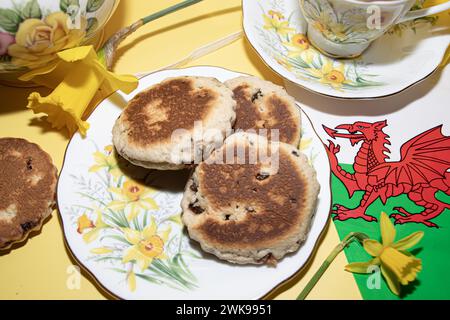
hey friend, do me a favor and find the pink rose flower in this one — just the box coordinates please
[0,32,15,56]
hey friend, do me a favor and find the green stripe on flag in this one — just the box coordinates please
[332,164,450,299]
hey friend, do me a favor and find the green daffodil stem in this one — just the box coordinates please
[100,0,204,70]
[141,0,204,24]
[296,232,369,300]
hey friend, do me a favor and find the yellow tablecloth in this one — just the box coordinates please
[0,0,447,300]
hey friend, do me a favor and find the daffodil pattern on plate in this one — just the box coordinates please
[300,0,438,44]
[65,126,319,294]
[71,144,199,292]
[386,0,438,37]
[300,0,380,44]
[256,0,383,90]
[89,145,122,179]
[247,0,445,96]
[299,127,318,168]
[108,180,158,222]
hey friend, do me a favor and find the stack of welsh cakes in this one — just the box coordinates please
[112,75,320,266]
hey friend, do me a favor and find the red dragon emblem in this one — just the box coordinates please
[323,120,450,227]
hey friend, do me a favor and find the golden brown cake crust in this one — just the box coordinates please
[112,76,236,170]
[122,78,218,146]
[225,76,301,146]
[0,138,57,249]
[197,148,307,247]
[181,133,320,265]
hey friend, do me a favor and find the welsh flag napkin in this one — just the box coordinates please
[286,54,450,300]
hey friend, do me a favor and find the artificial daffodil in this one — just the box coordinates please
[122,217,171,272]
[13,0,209,136]
[77,209,109,243]
[19,45,138,136]
[108,180,159,222]
[345,212,424,295]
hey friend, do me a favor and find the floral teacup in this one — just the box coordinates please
[300,0,450,58]
[0,0,119,76]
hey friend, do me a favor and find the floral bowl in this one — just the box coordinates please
[0,0,119,77]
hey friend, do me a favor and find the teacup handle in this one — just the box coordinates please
[397,1,450,23]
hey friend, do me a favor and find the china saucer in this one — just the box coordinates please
[243,0,450,99]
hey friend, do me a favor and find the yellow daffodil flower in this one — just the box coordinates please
[122,217,171,272]
[275,57,293,71]
[310,10,347,39]
[77,209,108,244]
[299,49,317,65]
[90,247,114,255]
[127,270,137,292]
[313,21,327,34]
[167,213,183,226]
[327,24,347,42]
[77,213,94,234]
[299,137,313,151]
[89,145,122,179]
[345,212,424,295]
[108,180,159,221]
[19,45,138,136]
[283,34,313,58]
[8,12,86,69]
[268,10,285,20]
[263,13,295,36]
[307,58,349,89]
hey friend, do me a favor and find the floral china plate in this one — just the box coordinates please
[57,66,331,300]
[243,0,450,99]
